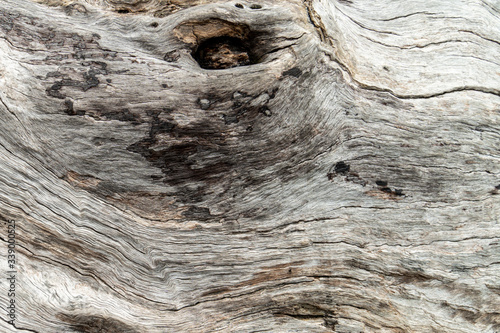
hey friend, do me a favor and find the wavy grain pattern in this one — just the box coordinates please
[0,0,499,332]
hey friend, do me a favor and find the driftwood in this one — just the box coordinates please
[1,0,499,332]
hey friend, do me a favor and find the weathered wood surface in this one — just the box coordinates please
[1,0,499,332]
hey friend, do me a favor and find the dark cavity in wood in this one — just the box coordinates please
[327,161,350,179]
[193,36,254,69]
[334,161,350,173]
[394,188,404,196]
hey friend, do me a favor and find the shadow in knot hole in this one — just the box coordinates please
[193,36,256,70]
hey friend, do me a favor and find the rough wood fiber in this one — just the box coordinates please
[0,0,499,332]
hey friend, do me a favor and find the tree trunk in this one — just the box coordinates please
[1,0,499,332]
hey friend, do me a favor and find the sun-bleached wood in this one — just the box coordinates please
[1,0,499,332]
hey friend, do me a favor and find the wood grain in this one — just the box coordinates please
[0,0,499,332]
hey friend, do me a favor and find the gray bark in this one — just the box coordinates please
[1,0,499,332]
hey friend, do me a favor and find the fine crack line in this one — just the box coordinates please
[174,278,313,312]
[302,3,500,100]
[453,54,500,67]
[0,95,25,127]
[459,29,500,47]
[363,35,475,50]
[303,0,330,45]
[15,242,178,310]
[319,41,500,100]
[354,73,500,99]
[334,5,400,35]
[373,11,437,22]
[481,0,500,16]
[0,318,41,333]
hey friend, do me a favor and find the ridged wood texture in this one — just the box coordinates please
[0,0,499,332]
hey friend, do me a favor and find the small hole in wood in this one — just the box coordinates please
[250,4,262,9]
[150,22,159,28]
[334,161,350,173]
[117,9,131,14]
[235,3,244,8]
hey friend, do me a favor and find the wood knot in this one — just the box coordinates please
[194,36,253,69]
[174,19,263,69]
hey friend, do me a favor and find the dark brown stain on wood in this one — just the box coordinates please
[125,111,236,203]
[282,67,303,78]
[22,224,110,265]
[46,63,106,99]
[65,170,102,189]
[236,261,307,287]
[392,270,434,284]
[200,286,232,297]
[57,314,138,333]
[183,205,214,220]
[0,12,110,59]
